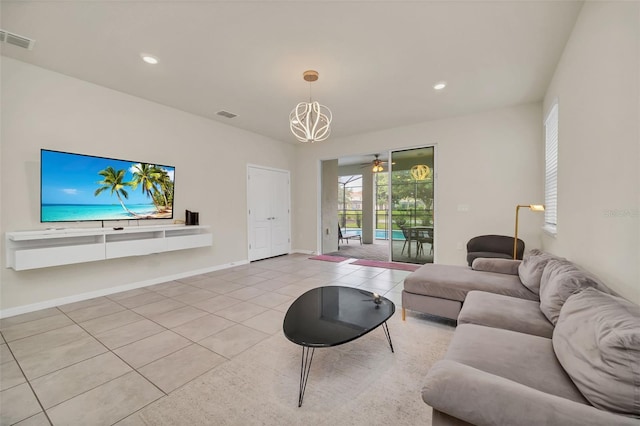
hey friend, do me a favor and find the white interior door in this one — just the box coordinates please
[269,170,291,256]
[248,166,290,261]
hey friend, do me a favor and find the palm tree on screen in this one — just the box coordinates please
[94,166,141,217]
[154,170,173,210]
[130,163,164,211]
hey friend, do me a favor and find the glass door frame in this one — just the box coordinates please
[386,145,437,264]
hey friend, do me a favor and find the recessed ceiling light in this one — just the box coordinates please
[140,54,158,65]
[433,81,447,91]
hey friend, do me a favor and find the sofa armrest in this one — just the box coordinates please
[471,258,521,275]
[422,360,638,426]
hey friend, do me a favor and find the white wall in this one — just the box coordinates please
[1,57,296,313]
[320,159,338,253]
[542,1,640,303]
[293,103,545,265]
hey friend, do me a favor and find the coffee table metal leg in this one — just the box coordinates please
[382,321,394,353]
[298,346,315,407]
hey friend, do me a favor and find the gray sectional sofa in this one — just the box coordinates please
[401,259,537,320]
[402,251,640,425]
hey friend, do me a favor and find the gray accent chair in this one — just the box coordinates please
[466,234,524,266]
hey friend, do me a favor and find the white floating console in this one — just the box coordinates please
[5,225,212,271]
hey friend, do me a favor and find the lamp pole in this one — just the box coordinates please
[514,205,522,259]
[514,204,545,259]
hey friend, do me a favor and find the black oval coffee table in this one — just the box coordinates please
[283,286,395,406]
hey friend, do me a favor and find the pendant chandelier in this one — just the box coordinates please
[289,70,332,143]
[411,164,431,181]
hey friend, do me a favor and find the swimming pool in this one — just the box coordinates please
[345,229,404,240]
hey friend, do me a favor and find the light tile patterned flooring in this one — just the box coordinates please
[0,254,409,426]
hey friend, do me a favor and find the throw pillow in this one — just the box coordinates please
[472,258,521,275]
[517,249,556,294]
[553,288,640,417]
[539,259,612,324]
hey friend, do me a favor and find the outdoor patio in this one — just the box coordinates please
[327,238,434,264]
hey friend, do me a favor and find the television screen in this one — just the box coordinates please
[41,149,175,223]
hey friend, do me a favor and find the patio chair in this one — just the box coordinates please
[338,227,362,246]
[400,226,417,255]
[416,228,434,257]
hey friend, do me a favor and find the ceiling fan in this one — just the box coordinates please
[360,154,389,173]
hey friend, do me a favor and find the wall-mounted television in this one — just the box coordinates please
[41,149,175,223]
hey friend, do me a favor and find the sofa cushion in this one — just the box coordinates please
[471,258,520,275]
[553,288,640,417]
[539,259,613,324]
[458,291,554,338]
[403,264,538,303]
[518,249,558,294]
[423,360,640,426]
[444,324,587,403]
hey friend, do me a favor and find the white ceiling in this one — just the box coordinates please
[1,1,582,144]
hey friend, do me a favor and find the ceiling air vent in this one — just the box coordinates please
[0,29,36,50]
[216,110,237,119]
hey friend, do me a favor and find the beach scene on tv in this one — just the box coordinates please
[41,150,174,222]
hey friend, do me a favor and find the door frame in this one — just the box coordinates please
[387,144,438,264]
[317,143,437,263]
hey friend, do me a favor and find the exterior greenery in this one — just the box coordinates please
[339,171,434,232]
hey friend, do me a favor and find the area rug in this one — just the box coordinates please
[309,254,352,263]
[128,314,454,425]
[350,259,422,272]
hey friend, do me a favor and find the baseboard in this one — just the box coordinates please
[0,259,249,319]
[291,249,316,255]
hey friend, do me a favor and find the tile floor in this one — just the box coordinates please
[0,254,409,426]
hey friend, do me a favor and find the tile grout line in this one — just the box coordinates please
[107,393,166,426]
[65,313,172,413]
[0,308,68,344]
[5,309,168,420]
[3,339,54,426]
[29,311,140,414]
[71,292,278,392]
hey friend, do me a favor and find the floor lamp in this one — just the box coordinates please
[514,204,545,259]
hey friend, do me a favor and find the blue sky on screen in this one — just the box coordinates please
[41,150,175,205]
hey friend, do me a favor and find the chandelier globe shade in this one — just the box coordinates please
[289,70,332,143]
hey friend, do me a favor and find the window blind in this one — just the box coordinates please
[544,103,558,232]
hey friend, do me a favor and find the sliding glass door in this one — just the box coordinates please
[390,147,435,264]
